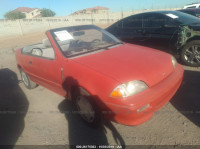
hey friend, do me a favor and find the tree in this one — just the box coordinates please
[4,11,26,20]
[40,8,56,17]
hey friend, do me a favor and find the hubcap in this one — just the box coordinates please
[21,71,29,86]
[184,45,200,65]
[76,96,95,123]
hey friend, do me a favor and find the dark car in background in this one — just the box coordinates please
[106,11,200,67]
[178,8,200,18]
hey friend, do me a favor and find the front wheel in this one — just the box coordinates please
[20,69,38,89]
[73,90,101,127]
[181,40,200,67]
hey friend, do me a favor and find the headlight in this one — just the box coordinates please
[111,80,149,98]
[172,56,177,68]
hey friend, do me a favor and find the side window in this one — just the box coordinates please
[116,20,123,28]
[41,38,55,59]
[22,46,35,54]
[187,6,196,8]
[164,18,177,27]
[143,14,166,28]
[22,37,55,60]
[183,11,196,16]
[122,15,142,29]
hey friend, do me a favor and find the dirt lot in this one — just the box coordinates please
[0,33,200,148]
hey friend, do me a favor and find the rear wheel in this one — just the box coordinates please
[20,69,38,89]
[181,40,200,67]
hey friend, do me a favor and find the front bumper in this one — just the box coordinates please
[104,64,184,126]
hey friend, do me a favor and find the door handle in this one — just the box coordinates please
[29,61,32,65]
[137,29,146,34]
[137,29,143,33]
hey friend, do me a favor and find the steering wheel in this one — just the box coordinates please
[91,39,101,43]
[89,39,101,48]
[31,48,43,57]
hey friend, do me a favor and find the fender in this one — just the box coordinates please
[67,86,91,101]
[177,25,200,49]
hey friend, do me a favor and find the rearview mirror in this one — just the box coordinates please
[73,31,85,36]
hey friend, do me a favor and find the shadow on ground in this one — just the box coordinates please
[59,100,125,147]
[58,76,125,148]
[0,68,29,146]
[170,70,200,127]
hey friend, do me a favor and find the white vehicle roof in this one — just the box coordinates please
[183,3,200,9]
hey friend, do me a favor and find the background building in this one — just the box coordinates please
[13,7,41,18]
[71,6,109,15]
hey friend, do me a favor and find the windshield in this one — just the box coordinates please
[163,11,200,25]
[50,25,122,57]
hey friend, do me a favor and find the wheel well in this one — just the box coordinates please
[186,36,200,44]
[70,86,91,101]
[178,36,200,53]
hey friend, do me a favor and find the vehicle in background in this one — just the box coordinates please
[15,25,183,126]
[183,3,200,9]
[106,11,200,67]
[178,8,200,18]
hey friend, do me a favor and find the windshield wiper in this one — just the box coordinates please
[67,42,124,57]
[90,42,124,52]
[105,42,124,49]
[99,42,124,50]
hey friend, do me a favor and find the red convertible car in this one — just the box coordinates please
[15,25,184,126]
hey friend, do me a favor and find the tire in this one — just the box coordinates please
[181,40,200,67]
[72,89,101,127]
[20,69,38,89]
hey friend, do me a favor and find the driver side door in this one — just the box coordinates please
[142,13,178,50]
[23,38,66,96]
[118,14,144,43]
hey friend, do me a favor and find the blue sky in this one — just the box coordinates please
[0,0,199,19]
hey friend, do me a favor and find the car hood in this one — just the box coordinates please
[72,44,174,87]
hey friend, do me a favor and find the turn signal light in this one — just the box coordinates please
[111,88,123,97]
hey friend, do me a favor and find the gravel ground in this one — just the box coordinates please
[0,33,200,148]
